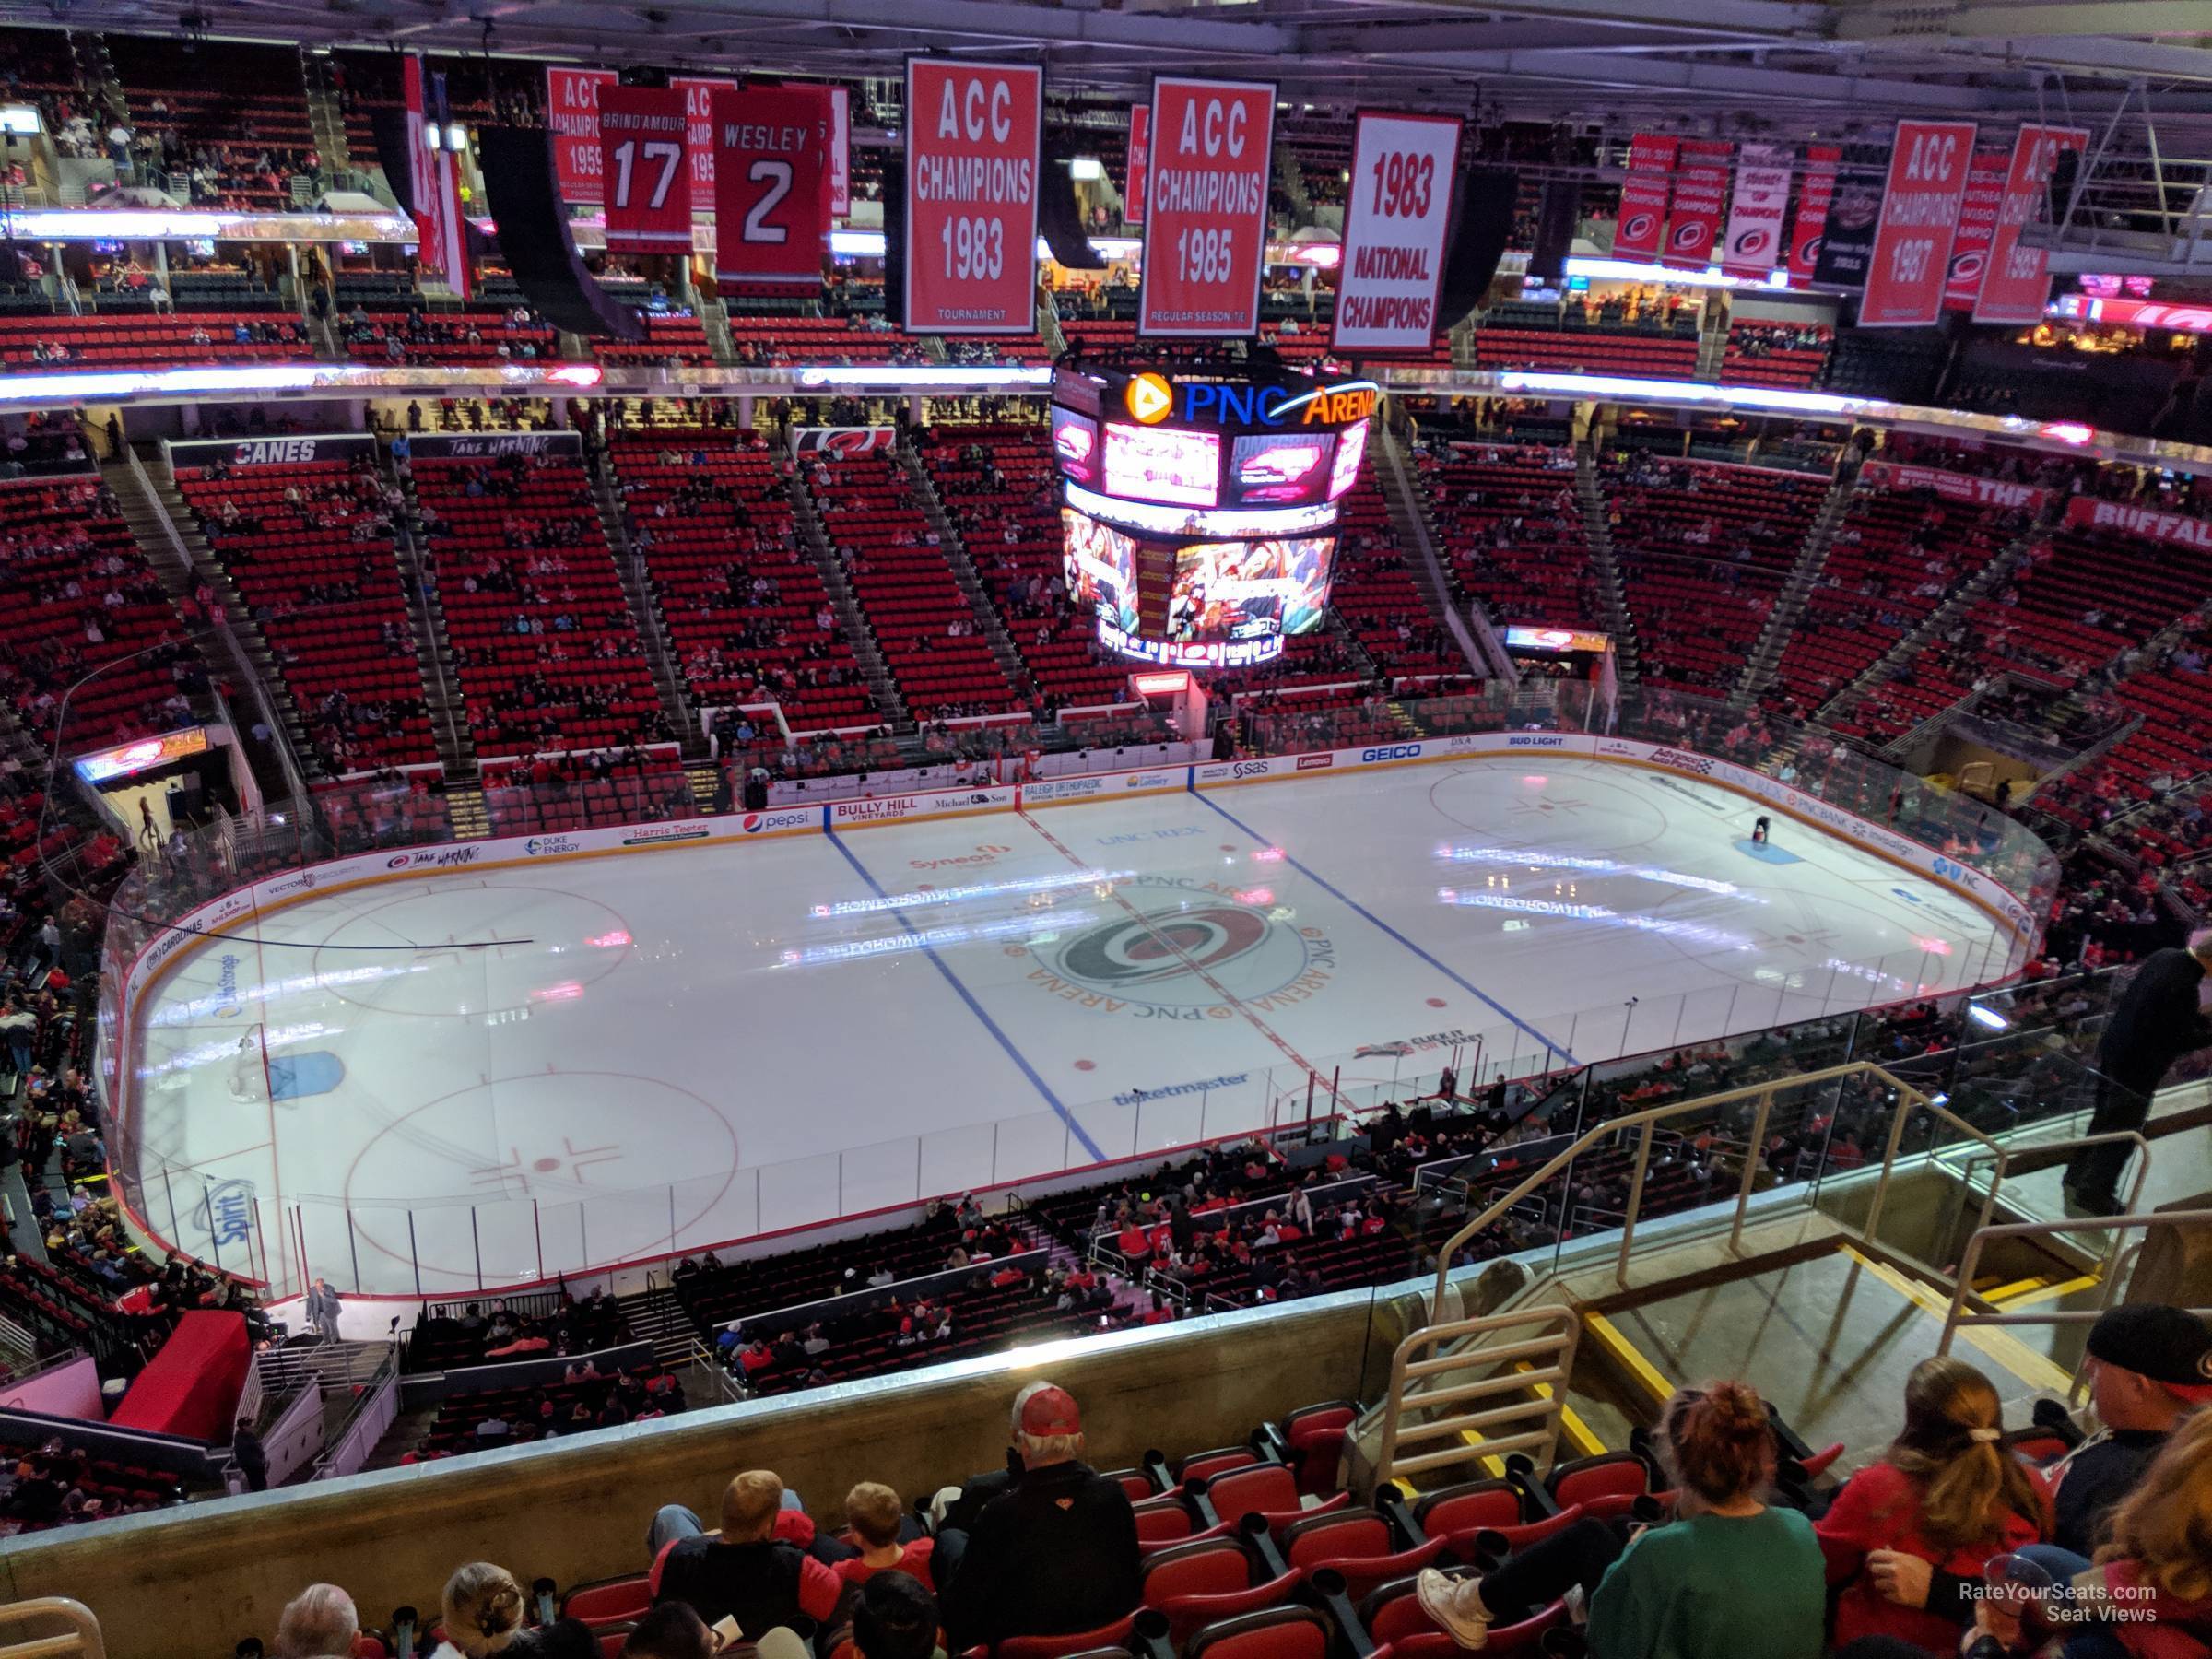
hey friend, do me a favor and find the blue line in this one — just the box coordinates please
[825,828,1107,1161]
[1189,782,1581,1066]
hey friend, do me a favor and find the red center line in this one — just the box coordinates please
[1017,810,1324,1095]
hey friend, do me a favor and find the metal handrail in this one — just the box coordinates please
[1372,1302,1581,1487]
[1938,1208,2212,1403]
[0,1602,102,1659]
[1427,1060,2007,1313]
[1932,1128,2154,1284]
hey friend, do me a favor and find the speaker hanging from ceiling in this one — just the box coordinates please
[473,126,647,342]
[1436,167,1519,334]
[1529,175,1580,284]
[1039,137,1107,273]
[882,160,907,330]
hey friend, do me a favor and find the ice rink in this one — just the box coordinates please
[127,757,2022,1295]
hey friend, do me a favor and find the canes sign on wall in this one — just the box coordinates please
[903,59,1042,335]
[600,86,691,254]
[711,86,832,286]
[1331,111,1461,355]
[1861,119,1978,327]
[1138,76,1275,338]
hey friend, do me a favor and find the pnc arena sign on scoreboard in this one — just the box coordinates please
[1139,76,1275,338]
[903,60,1042,335]
[1332,111,1462,355]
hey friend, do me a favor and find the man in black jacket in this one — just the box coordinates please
[2065,934,2212,1215]
[935,1383,1140,1648]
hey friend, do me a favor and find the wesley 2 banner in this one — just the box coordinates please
[1138,76,1275,337]
[903,59,1043,335]
[711,86,832,286]
[1331,110,1462,355]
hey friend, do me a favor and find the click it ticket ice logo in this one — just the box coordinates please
[1009,873,1334,1020]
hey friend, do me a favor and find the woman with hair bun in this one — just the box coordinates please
[1816,1355,2052,1652]
[1416,1378,1824,1655]
[431,1564,596,1659]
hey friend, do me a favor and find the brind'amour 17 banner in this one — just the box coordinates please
[600,86,691,254]
[1332,110,1462,355]
[1613,134,1677,263]
[1861,118,1979,328]
[1973,124,2090,326]
[1662,138,1732,269]
[903,59,1042,335]
[1789,145,1841,281]
[710,86,832,286]
[1721,144,1791,277]
[1124,105,1149,225]
[1942,147,2008,312]
[547,66,616,204]
[1139,76,1275,337]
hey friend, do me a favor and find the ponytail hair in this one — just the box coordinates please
[1660,1379,1775,1507]
[1888,1355,2045,1554]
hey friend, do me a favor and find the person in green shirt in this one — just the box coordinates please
[1417,1378,1826,1656]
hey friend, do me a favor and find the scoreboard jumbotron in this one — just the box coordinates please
[1049,362,1379,668]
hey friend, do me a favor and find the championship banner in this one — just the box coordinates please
[1943,148,2008,312]
[1788,144,1841,281]
[1814,145,1892,291]
[547,67,617,204]
[710,86,833,286]
[1720,143,1791,277]
[1138,76,1275,338]
[829,86,851,218]
[1613,134,1677,262]
[677,76,741,212]
[1331,110,1462,355]
[2063,495,2212,553]
[1973,124,2090,326]
[1860,460,2049,513]
[1124,104,1149,225]
[903,59,1043,335]
[1662,138,1732,270]
[1861,119,1978,327]
[404,56,469,300]
[600,86,691,254]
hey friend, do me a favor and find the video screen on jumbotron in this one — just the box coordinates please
[1060,506,1140,632]
[1166,535,1335,641]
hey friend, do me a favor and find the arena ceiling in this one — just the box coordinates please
[14,0,2212,133]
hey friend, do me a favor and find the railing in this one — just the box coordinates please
[1427,1059,2039,1312]
[0,1601,103,1659]
[1372,1302,1581,1486]
[1938,1208,2212,1403]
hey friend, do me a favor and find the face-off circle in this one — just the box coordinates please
[308,885,634,1018]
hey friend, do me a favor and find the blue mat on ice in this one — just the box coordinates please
[269,1051,344,1102]
[1733,838,1804,865]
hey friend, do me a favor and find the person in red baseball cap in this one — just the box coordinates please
[934,1382,1140,1649]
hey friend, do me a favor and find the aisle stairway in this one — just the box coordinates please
[1732,463,1858,706]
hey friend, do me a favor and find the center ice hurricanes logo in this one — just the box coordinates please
[1008,874,1335,1019]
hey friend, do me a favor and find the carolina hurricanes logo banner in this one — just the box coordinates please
[1662,138,1733,269]
[1613,134,1677,262]
[1721,144,1791,277]
[1943,147,2008,312]
[1789,144,1841,281]
[1124,105,1150,225]
[404,55,468,300]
